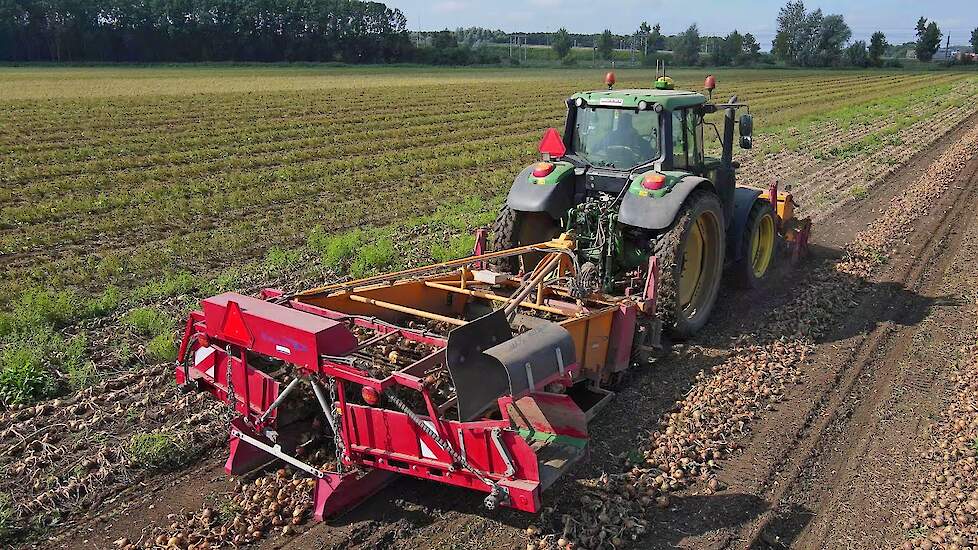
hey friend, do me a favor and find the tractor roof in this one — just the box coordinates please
[571,89,706,111]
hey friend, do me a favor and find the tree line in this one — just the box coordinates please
[548,1,975,68]
[0,0,414,63]
[2,0,975,67]
[767,2,967,67]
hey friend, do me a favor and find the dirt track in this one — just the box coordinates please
[53,113,978,550]
[704,113,978,549]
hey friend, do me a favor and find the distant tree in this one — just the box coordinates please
[0,0,415,63]
[552,27,571,59]
[673,24,701,66]
[597,29,614,60]
[845,41,870,67]
[650,23,665,50]
[432,30,458,50]
[971,27,978,52]
[455,27,506,48]
[886,41,917,59]
[813,14,851,66]
[723,29,746,65]
[915,17,942,61]
[773,1,851,67]
[743,33,761,62]
[869,31,888,66]
[772,1,808,62]
[721,30,744,65]
[635,21,651,54]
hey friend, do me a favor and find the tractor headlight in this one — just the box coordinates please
[574,97,585,107]
[638,100,648,111]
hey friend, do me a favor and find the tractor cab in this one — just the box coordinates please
[564,87,710,175]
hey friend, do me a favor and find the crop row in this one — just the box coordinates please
[1,103,556,213]
[3,71,977,309]
[1,74,963,227]
[1,72,955,162]
[2,72,958,221]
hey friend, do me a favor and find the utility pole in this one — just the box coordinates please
[945,35,951,61]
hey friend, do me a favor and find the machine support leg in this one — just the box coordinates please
[226,417,274,475]
[313,470,398,521]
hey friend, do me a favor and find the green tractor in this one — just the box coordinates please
[491,73,808,338]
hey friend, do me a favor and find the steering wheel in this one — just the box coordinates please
[600,145,644,168]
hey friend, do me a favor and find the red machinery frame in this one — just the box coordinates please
[177,283,596,519]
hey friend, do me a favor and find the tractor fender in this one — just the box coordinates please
[506,165,573,220]
[727,187,765,264]
[618,176,716,231]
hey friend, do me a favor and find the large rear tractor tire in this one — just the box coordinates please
[489,205,562,273]
[734,201,778,288]
[653,189,726,339]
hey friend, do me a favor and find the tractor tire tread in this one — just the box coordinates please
[489,205,520,273]
[734,200,777,289]
[653,189,725,339]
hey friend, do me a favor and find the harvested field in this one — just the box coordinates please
[2,66,978,549]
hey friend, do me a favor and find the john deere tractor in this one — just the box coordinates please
[491,73,805,338]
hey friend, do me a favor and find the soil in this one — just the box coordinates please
[42,112,978,550]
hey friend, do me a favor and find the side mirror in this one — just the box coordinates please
[739,114,753,137]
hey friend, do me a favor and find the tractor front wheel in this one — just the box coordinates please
[653,189,726,339]
[489,205,562,273]
[734,200,778,288]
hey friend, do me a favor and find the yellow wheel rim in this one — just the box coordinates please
[750,213,775,279]
[679,217,706,309]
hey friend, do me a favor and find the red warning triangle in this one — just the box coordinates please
[537,127,567,158]
[221,300,253,346]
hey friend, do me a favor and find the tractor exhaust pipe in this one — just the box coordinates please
[721,103,736,168]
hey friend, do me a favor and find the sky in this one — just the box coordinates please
[383,0,977,49]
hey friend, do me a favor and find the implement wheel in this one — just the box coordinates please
[654,189,725,339]
[735,201,778,288]
[489,205,562,273]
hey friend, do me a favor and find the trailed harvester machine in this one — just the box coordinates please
[175,72,810,520]
[178,237,637,517]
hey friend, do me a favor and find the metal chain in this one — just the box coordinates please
[327,378,345,473]
[224,346,237,430]
[384,392,497,488]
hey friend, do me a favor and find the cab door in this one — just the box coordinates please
[670,109,689,170]
[670,108,704,174]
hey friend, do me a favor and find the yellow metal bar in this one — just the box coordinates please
[504,253,562,317]
[423,281,573,316]
[346,294,466,327]
[295,234,576,300]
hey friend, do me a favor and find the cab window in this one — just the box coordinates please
[671,110,688,169]
[690,112,704,166]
